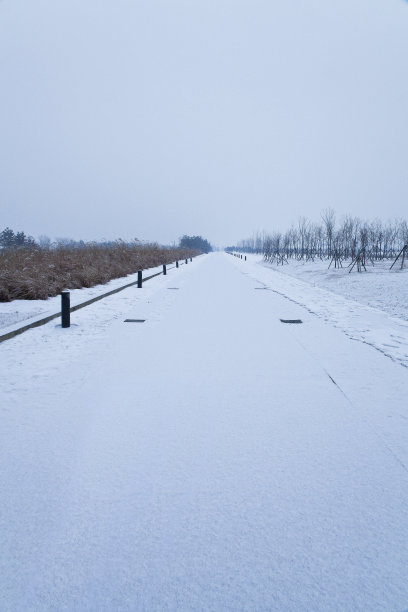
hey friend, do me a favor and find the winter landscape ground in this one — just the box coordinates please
[1,252,408,611]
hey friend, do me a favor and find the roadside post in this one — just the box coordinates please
[61,290,70,328]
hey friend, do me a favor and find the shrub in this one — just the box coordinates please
[0,243,199,301]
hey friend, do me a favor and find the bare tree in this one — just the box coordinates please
[233,210,407,270]
[321,208,336,258]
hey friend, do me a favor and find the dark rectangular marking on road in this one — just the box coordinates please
[124,319,146,323]
[167,288,180,290]
[254,287,268,290]
[280,319,303,324]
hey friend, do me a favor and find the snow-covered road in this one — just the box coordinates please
[1,252,408,611]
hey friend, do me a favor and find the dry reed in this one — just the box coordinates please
[0,243,199,301]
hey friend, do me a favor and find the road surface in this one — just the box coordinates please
[1,253,408,610]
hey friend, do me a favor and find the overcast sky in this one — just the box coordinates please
[1,0,407,247]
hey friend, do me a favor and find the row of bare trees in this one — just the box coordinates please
[233,210,408,265]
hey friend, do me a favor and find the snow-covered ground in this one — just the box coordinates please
[1,253,408,611]
[238,253,408,370]
[0,262,168,332]
[258,255,408,322]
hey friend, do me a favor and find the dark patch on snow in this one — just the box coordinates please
[280,319,303,324]
[124,319,146,323]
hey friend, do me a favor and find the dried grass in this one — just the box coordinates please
[0,243,199,301]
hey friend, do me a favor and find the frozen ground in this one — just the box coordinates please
[1,252,408,611]
[257,254,408,322]
[0,262,167,331]
[240,253,408,370]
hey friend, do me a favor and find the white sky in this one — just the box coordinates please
[0,0,407,247]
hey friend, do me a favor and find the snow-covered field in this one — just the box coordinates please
[0,262,168,332]
[259,255,408,322]
[1,253,408,611]
[237,253,408,370]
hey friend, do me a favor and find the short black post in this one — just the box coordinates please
[176,260,179,268]
[185,258,188,264]
[61,290,70,328]
[138,270,143,288]
[190,257,192,262]
[163,264,167,275]
[245,256,247,261]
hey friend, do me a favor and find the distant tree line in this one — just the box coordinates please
[0,227,92,249]
[1,228,214,254]
[0,227,36,248]
[228,211,408,264]
[179,235,212,252]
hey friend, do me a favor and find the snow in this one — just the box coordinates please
[1,253,408,611]
[0,262,167,332]
[241,253,408,370]
[259,256,408,322]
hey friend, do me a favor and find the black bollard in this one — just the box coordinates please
[185,258,188,264]
[190,257,192,262]
[176,260,179,268]
[138,270,143,288]
[163,264,167,275]
[61,290,70,328]
[245,256,247,261]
